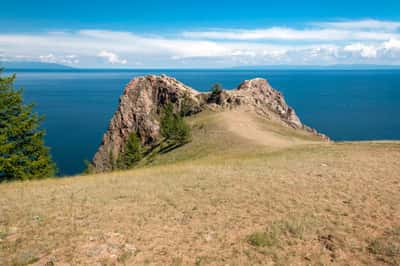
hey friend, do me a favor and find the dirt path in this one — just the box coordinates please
[219,109,315,147]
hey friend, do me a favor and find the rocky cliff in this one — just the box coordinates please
[92,74,328,172]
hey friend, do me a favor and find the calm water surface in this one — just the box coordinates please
[5,69,400,175]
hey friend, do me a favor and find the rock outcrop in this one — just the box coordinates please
[205,78,303,128]
[92,75,328,172]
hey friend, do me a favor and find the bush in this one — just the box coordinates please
[180,91,195,116]
[0,70,56,181]
[83,160,94,174]
[160,103,191,144]
[208,83,224,104]
[211,83,223,95]
[117,132,143,169]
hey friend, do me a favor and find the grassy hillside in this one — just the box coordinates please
[1,109,399,265]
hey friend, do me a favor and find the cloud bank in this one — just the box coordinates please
[98,50,127,64]
[1,19,400,67]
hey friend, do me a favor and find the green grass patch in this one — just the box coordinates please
[0,231,7,239]
[247,216,316,248]
[368,227,400,265]
[117,250,133,264]
[247,231,279,248]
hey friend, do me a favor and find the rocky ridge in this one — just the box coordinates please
[92,74,328,172]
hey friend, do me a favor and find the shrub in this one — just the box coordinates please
[117,132,143,169]
[208,83,224,104]
[160,103,191,144]
[211,83,223,95]
[247,218,313,248]
[180,91,195,116]
[368,227,400,263]
[83,160,95,174]
[247,230,279,248]
[0,70,56,181]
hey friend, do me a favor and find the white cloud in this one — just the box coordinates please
[0,19,400,67]
[64,55,80,64]
[316,19,400,31]
[262,49,287,57]
[39,53,57,63]
[383,38,400,50]
[231,50,256,57]
[182,25,398,42]
[344,43,378,58]
[98,50,127,64]
[38,53,80,64]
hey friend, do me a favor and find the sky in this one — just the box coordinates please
[1,0,400,68]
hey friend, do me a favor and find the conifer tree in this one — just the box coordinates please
[0,70,56,181]
[160,103,191,144]
[117,132,143,169]
[211,83,223,95]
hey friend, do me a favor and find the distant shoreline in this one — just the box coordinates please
[4,67,400,72]
[2,61,400,71]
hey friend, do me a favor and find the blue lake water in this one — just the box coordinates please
[4,69,400,176]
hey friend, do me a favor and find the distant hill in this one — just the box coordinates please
[233,64,400,70]
[0,61,73,70]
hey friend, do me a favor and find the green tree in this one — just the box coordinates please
[160,103,191,144]
[208,83,224,104]
[211,83,223,95]
[0,70,56,181]
[117,132,143,169]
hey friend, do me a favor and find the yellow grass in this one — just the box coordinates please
[1,109,399,265]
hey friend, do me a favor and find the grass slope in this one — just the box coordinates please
[1,109,399,265]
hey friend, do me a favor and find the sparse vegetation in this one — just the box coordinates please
[0,231,7,239]
[368,227,400,265]
[248,231,280,247]
[247,218,313,248]
[0,70,56,181]
[109,150,117,171]
[368,239,399,257]
[117,250,134,264]
[180,91,197,116]
[0,109,399,265]
[83,159,94,174]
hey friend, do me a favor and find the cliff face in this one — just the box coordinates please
[91,75,202,172]
[92,75,328,172]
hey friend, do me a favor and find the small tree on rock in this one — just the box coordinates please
[0,70,56,181]
[208,83,224,104]
[211,83,223,95]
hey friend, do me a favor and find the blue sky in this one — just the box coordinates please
[1,0,400,67]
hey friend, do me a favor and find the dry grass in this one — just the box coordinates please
[1,110,400,265]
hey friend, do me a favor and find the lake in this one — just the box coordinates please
[4,69,400,175]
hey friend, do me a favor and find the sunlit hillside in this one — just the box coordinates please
[1,109,399,265]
